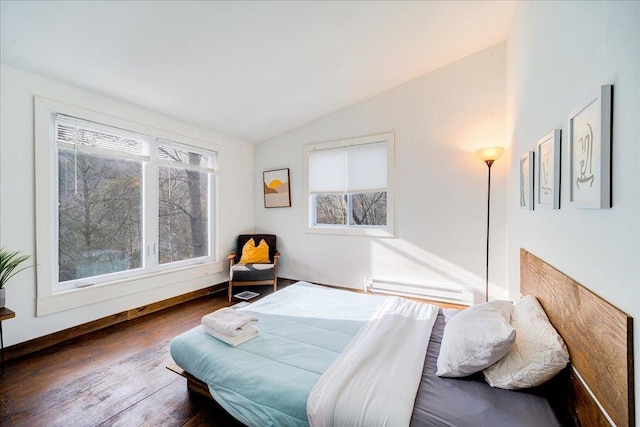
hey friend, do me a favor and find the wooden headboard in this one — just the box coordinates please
[520,249,634,427]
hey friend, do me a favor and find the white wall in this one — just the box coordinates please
[0,64,255,346]
[255,44,507,303]
[505,1,639,421]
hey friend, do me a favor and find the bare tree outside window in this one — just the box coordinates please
[158,147,209,264]
[352,191,387,225]
[315,194,347,225]
[58,152,142,282]
[313,191,386,226]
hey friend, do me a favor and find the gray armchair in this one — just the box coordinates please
[227,234,279,302]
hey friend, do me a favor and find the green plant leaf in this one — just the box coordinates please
[0,247,32,288]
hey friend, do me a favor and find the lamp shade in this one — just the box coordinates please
[476,146,505,162]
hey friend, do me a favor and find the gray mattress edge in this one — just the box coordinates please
[409,309,562,427]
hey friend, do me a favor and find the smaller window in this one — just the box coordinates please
[305,133,394,237]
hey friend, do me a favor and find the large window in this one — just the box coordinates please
[305,133,394,236]
[50,114,216,292]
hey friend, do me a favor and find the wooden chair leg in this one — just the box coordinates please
[228,282,232,302]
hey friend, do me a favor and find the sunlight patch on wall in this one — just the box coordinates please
[369,239,508,303]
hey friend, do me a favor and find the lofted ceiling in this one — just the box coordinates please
[1,1,515,143]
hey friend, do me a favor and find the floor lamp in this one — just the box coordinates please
[476,147,504,302]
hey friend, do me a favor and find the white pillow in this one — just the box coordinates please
[436,300,515,377]
[483,295,569,389]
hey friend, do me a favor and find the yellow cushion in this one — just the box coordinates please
[239,238,270,264]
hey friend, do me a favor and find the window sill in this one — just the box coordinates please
[305,225,394,238]
[36,260,223,316]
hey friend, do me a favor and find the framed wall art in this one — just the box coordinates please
[568,84,613,209]
[536,129,561,209]
[263,168,291,208]
[520,151,534,211]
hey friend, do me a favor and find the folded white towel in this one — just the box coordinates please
[203,324,259,347]
[201,307,258,337]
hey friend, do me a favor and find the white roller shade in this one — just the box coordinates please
[346,142,387,192]
[308,147,346,193]
[308,141,387,194]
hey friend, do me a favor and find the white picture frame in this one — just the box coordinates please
[568,84,613,208]
[536,130,561,209]
[520,151,534,211]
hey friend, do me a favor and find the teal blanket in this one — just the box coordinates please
[170,282,380,426]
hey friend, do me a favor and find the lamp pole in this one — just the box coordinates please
[475,146,504,303]
[484,159,494,302]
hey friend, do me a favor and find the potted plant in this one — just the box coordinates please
[0,248,32,308]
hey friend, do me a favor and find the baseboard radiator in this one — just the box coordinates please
[364,277,473,306]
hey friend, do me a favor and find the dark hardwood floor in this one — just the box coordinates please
[0,283,294,427]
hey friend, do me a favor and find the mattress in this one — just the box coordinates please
[170,282,380,426]
[170,282,561,427]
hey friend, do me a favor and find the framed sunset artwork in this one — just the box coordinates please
[263,168,291,208]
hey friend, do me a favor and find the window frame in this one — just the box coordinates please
[155,141,216,270]
[304,133,395,237]
[35,97,221,316]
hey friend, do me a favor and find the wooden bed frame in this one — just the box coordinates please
[521,248,634,427]
[170,249,635,426]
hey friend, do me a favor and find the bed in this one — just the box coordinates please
[169,249,634,426]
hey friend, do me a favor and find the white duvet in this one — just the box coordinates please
[307,296,439,427]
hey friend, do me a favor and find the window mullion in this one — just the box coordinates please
[211,152,218,260]
[145,138,160,271]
